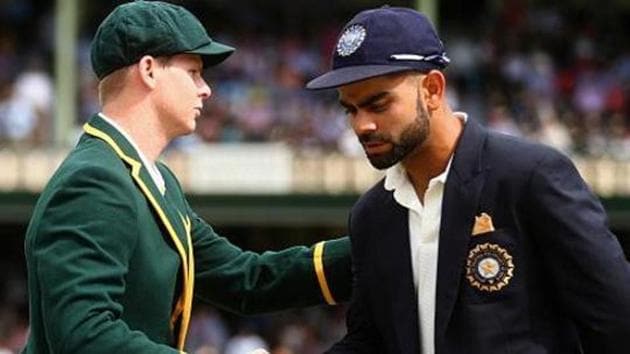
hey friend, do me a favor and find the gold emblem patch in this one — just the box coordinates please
[472,212,495,236]
[466,243,514,292]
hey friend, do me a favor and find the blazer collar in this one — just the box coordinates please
[435,118,489,346]
[86,114,144,163]
[449,118,486,185]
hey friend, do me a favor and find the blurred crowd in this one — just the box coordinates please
[0,255,28,354]
[1,0,629,353]
[0,2,628,159]
[1,288,350,354]
[183,304,347,354]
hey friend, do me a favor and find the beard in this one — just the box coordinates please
[358,98,430,170]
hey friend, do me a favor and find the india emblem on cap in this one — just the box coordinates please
[336,24,366,57]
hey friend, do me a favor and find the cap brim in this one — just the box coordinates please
[306,65,418,90]
[186,40,235,67]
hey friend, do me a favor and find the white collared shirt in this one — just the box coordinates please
[98,113,166,194]
[383,112,467,354]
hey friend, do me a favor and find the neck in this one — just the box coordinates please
[402,109,463,193]
[102,102,168,162]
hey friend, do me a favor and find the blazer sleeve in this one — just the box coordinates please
[27,166,179,354]
[527,151,630,352]
[189,210,352,314]
[326,213,383,353]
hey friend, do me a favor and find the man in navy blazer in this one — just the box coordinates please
[307,7,630,354]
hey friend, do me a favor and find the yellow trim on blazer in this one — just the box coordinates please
[170,214,195,338]
[313,241,337,305]
[83,123,194,350]
[178,214,194,349]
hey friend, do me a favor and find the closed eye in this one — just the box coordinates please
[368,102,388,113]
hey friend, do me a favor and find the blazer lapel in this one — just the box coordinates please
[82,114,194,349]
[377,188,421,354]
[83,114,190,248]
[435,120,488,346]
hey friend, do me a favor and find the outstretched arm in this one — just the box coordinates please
[190,211,352,314]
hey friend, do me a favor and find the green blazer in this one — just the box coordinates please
[24,114,351,354]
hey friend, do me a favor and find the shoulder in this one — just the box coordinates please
[349,178,396,230]
[486,131,561,163]
[475,130,586,204]
[28,137,141,246]
[483,131,570,175]
[352,179,388,213]
[42,136,137,200]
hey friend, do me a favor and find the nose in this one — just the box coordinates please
[198,79,211,100]
[351,111,377,136]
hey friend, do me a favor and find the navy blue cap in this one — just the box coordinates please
[306,7,449,90]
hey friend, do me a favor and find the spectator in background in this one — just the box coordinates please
[186,306,229,353]
[0,308,14,354]
[0,306,28,354]
[224,324,269,354]
[11,55,53,145]
[0,75,37,147]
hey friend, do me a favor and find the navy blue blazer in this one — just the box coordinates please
[329,119,630,354]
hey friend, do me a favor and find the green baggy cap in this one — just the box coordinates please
[90,0,235,80]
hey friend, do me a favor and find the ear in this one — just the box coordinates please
[137,55,158,89]
[420,70,445,111]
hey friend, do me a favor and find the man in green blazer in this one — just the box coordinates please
[23,2,351,353]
